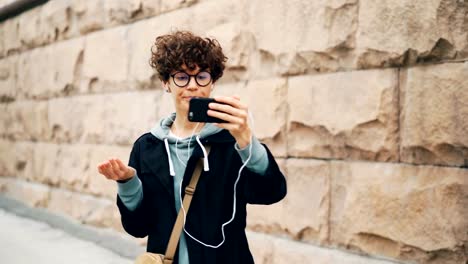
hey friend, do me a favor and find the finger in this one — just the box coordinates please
[212,122,241,132]
[214,96,245,109]
[109,159,122,176]
[210,98,248,117]
[101,162,116,179]
[209,102,246,118]
[116,159,134,178]
[208,109,244,124]
[115,159,127,171]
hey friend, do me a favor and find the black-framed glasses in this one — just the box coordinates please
[170,71,212,87]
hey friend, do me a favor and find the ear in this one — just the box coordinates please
[163,81,171,93]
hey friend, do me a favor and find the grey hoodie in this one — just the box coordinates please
[118,113,269,264]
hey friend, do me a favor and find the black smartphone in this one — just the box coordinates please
[188,97,228,123]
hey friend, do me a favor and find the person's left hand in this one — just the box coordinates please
[207,95,251,148]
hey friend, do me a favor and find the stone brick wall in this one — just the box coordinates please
[0,0,467,263]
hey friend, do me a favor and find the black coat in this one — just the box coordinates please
[117,130,287,264]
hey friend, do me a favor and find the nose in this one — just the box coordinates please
[186,76,198,90]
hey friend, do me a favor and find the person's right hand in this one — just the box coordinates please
[97,158,136,182]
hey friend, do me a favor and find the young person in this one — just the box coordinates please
[97,30,287,264]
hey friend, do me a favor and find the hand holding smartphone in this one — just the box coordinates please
[188,97,228,123]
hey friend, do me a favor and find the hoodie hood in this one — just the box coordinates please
[150,113,223,144]
[150,113,223,176]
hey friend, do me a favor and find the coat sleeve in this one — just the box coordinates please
[241,144,287,205]
[116,139,150,238]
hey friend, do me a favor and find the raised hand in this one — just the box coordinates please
[97,158,136,182]
[207,95,252,148]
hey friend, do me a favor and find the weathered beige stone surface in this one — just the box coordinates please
[0,140,15,176]
[288,68,399,161]
[17,6,43,49]
[206,23,254,83]
[356,0,468,68]
[1,17,21,55]
[400,62,468,167]
[48,188,122,230]
[2,101,49,141]
[17,38,84,99]
[248,159,330,244]
[246,0,359,77]
[72,0,106,34]
[248,231,399,264]
[127,14,166,86]
[0,22,4,57]
[213,80,287,156]
[9,142,34,181]
[39,0,73,42]
[48,91,159,144]
[0,177,50,208]
[82,26,129,92]
[0,55,17,102]
[247,0,357,56]
[330,161,468,263]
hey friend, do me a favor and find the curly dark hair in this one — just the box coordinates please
[150,31,227,83]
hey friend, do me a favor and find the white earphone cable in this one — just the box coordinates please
[179,111,255,248]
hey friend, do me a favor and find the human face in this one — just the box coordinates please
[164,65,213,115]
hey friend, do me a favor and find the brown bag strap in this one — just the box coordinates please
[163,146,211,264]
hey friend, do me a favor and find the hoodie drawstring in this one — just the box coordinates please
[164,138,176,176]
[196,136,210,172]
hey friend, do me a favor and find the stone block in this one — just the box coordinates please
[48,91,159,144]
[10,142,34,181]
[0,23,4,57]
[48,188,119,229]
[329,161,468,263]
[39,0,74,42]
[127,16,163,86]
[72,0,106,34]
[160,0,197,14]
[206,23,255,82]
[17,38,84,99]
[400,62,468,166]
[246,0,358,77]
[3,101,49,141]
[247,0,358,55]
[0,177,50,208]
[356,0,468,68]
[82,26,129,91]
[2,17,21,55]
[0,55,17,102]
[32,142,60,186]
[129,0,160,20]
[0,140,15,176]
[288,68,399,161]
[17,5,43,49]
[248,232,398,264]
[248,159,330,245]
